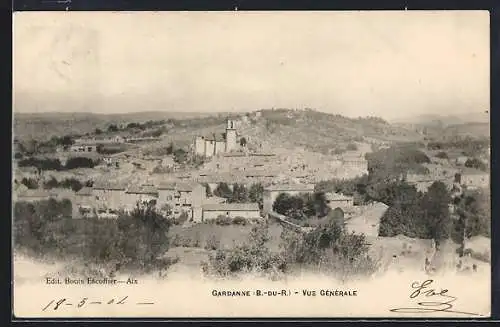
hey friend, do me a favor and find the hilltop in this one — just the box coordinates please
[13,111,235,142]
[13,108,426,156]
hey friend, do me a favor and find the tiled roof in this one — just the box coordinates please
[157,181,201,192]
[93,181,126,190]
[202,203,260,211]
[126,184,158,194]
[176,182,200,192]
[157,182,177,190]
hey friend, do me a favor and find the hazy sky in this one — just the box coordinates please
[13,11,489,120]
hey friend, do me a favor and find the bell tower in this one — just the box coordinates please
[225,118,237,152]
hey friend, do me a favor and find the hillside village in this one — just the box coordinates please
[12,108,491,277]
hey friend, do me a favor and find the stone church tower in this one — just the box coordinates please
[225,119,237,152]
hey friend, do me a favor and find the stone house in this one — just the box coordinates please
[202,203,261,221]
[92,181,127,211]
[125,184,159,211]
[157,181,206,221]
[457,168,489,190]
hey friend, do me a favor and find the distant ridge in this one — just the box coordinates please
[391,112,490,126]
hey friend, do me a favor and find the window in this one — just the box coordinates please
[88,147,92,152]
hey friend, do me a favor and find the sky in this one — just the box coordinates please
[13,11,490,120]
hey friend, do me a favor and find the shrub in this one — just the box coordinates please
[204,225,287,279]
[18,157,63,171]
[233,216,247,225]
[435,151,448,159]
[14,200,172,273]
[21,177,39,189]
[65,157,95,169]
[280,222,379,281]
[465,158,487,171]
[43,177,84,192]
[215,215,232,226]
[204,235,220,250]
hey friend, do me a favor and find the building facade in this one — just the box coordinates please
[202,203,261,221]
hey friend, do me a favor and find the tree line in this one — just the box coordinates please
[20,177,93,192]
[206,182,265,209]
[17,156,97,171]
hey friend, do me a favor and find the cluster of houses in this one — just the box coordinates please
[404,165,489,193]
[14,174,358,224]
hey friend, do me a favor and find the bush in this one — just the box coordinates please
[215,215,232,226]
[204,235,220,250]
[43,177,85,192]
[21,177,39,189]
[14,200,172,272]
[18,157,63,171]
[435,151,449,159]
[65,157,95,169]
[204,225,287,279]
[465,158,487,171]
[280,222,379,281]
[233,216,247,225]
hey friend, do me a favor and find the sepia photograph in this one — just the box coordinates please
[12,10,490,318]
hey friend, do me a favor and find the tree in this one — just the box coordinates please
[311,192,330,218]
[95,128,103,135]
[173,148,187,164]
[60,135,74,147]
[230,183,248,203]
[421,181,452,249]
[213,182,233,199]
[328,208,345,229]
[248,183,264,209]
[204,183,212,197]
[452,189,491,254]
[124,202,171,266]
[240,137,247,147]
[465,158,487,171]
[107,124,119,133]
[65,157,95,169]
[273,193,306,220]
[435,151,448,159]
[166,142,174,155]
[21,177,39,189]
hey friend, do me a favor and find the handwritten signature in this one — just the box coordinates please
[42,296,154,311]
[390,279,482,316]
